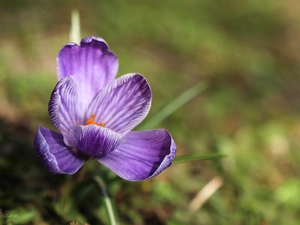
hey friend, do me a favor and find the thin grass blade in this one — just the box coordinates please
[140,82,208,129]
[174,153,226,163]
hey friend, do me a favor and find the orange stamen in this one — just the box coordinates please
[86,114,105,127]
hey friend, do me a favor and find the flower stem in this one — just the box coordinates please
[94,176,117,225]
[70,9,81,44]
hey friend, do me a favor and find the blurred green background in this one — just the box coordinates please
[1,0,300,224]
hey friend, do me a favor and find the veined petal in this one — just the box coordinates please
[34,126,84,174]
[69,125,125,158]
[87,73,152,135]
[57,36,119,111]
[98,129,176,181]
[48,76,80,146]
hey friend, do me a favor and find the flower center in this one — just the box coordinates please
[86,114,105,127]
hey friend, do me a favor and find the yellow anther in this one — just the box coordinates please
[86,114,105,127]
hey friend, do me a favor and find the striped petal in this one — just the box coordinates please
[57,36,118,112]
[34,126,84,174]
[86,73,152,135]
[69,125,125,158]
[98,129,176,181]
[48,76,80,146]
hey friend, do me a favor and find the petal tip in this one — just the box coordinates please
[34,127,62,174]
[34,126,84,175]
[80,36,110,52]
[61,36,107,48]
[148,130,176,179]
[81,36,107,45]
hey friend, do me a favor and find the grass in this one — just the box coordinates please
[1,0,300,224]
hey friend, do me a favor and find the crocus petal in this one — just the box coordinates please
[98,129,176,181]
[87,73,152,135]
[34,126,84,174]
[57,36,119,111]
[69,125,125,158]
[48,76,80,146]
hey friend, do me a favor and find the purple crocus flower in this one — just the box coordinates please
[34,36,176,181]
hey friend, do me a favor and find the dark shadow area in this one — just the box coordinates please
[0,118,69,224]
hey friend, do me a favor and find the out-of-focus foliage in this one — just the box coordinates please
[1,0,300,224]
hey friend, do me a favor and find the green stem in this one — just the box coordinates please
[94,176,117,225]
